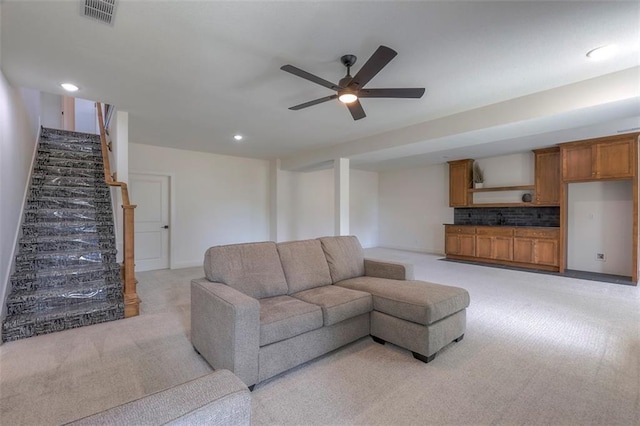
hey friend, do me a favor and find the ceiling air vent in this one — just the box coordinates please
[81,0,117,26]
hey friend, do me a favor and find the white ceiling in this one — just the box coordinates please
[2,1,639,171]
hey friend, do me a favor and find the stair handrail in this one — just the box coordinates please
[96,102,140,318]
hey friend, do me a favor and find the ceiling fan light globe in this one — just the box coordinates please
[339,93,358,104]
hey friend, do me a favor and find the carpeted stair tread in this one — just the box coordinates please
[15,248,118,271]
[39,157,103,169]
[30,174,106,188]
[26,196,105,209]
[2,300,124,342]
[18,234,114,254]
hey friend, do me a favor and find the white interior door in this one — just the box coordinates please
[130,174,170,271]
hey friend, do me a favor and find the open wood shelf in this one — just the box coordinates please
[468,185,535,193]
[468,202,559,208]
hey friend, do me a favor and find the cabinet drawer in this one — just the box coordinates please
[445,225,476,235]
[476,226,514,237]
[514,228,559,239]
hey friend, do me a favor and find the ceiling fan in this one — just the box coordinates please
[280,45,425,121]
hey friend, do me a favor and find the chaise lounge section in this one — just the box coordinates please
[191,236,469,388]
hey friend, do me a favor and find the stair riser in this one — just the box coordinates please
[31,175,107,188]
[24,210,113,223]
[37,149,102,162]
[39,141,101,154]
[15,252,117,271]
[38,157,102,169]
[7,286,122,315]
[34,166,104,178]
[19,238,115,254]
[30,186,110,199]
[22,223,114,237]
[26,199,109,210]
[2,304,124,342]
[11,269,121,292]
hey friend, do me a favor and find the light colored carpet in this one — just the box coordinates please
[1,248,638,425]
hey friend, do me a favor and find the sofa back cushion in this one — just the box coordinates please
[204,242,288,299]
[318,236,365,283]
[277,239,332,294]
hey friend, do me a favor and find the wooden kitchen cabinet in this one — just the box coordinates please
[445,225,476,256]
[533,147,560,205]
[475,227,513,261]
[561,134,637,182]
[513,228,559,267]
[445,225,559,271]
[448,159,473,207]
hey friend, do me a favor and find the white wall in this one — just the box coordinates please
[350,169,378,248]
[567,180,632,275]
[472,152,534,204]
[74,97,97,134]
[275,167,379,247]
[129,143,271,268]
[277,169,334,242]
[378,163,452,253]
[40,92,62,129]
[0,69,41,321]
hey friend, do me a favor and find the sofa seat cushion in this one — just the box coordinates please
[259,295,323,346]
[292,285,373,326]
[277,239,332,294]
[318,236,365,283]
[335,277,470,326]
[204,241,289,299]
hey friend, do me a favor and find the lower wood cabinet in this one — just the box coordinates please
[445,225,476,256]
[445,225,559,271]
[513,228,559,267]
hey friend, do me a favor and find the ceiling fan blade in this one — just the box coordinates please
[281,65,341,91]
[348,45,397,90]
[346,100,366,120]
[359,88,425,98]
[289,94,338,110]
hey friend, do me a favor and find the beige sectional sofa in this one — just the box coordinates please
[191,236,470,389]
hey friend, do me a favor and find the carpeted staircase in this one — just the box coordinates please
[2,128,124,343]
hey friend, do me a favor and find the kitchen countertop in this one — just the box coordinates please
[444,224,559,229]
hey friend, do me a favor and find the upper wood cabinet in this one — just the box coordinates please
[448,159,473,207]
[561,134,638,182]
[533,147,560,205]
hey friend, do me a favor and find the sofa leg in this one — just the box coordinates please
[248,385,255,392]
[371,335,386,345]
[454,334,464,343]
[413,351,436,363]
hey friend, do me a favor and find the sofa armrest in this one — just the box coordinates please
[67,370,251,426]
[191,278,260,387]
[364,259,415,281]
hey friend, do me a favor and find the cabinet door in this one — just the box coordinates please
[534,239,559,266]
[448,160,472,207]
[562,144,593,181]
[493,237,513,261]
[445,234,459,255]
[534,148,560,205]
[595,140,634,179]
[458,234,476,257]
[513,238,535,263]
[475,235,492,259]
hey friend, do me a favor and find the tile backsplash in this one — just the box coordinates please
[454,206,560,227]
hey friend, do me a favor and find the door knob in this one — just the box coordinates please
[162,225,169,229]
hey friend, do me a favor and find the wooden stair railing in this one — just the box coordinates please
[96,102,140,317]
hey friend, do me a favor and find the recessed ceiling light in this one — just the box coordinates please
[61,83,79,92]
[586,44,619,61]
[233,135,243,141]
